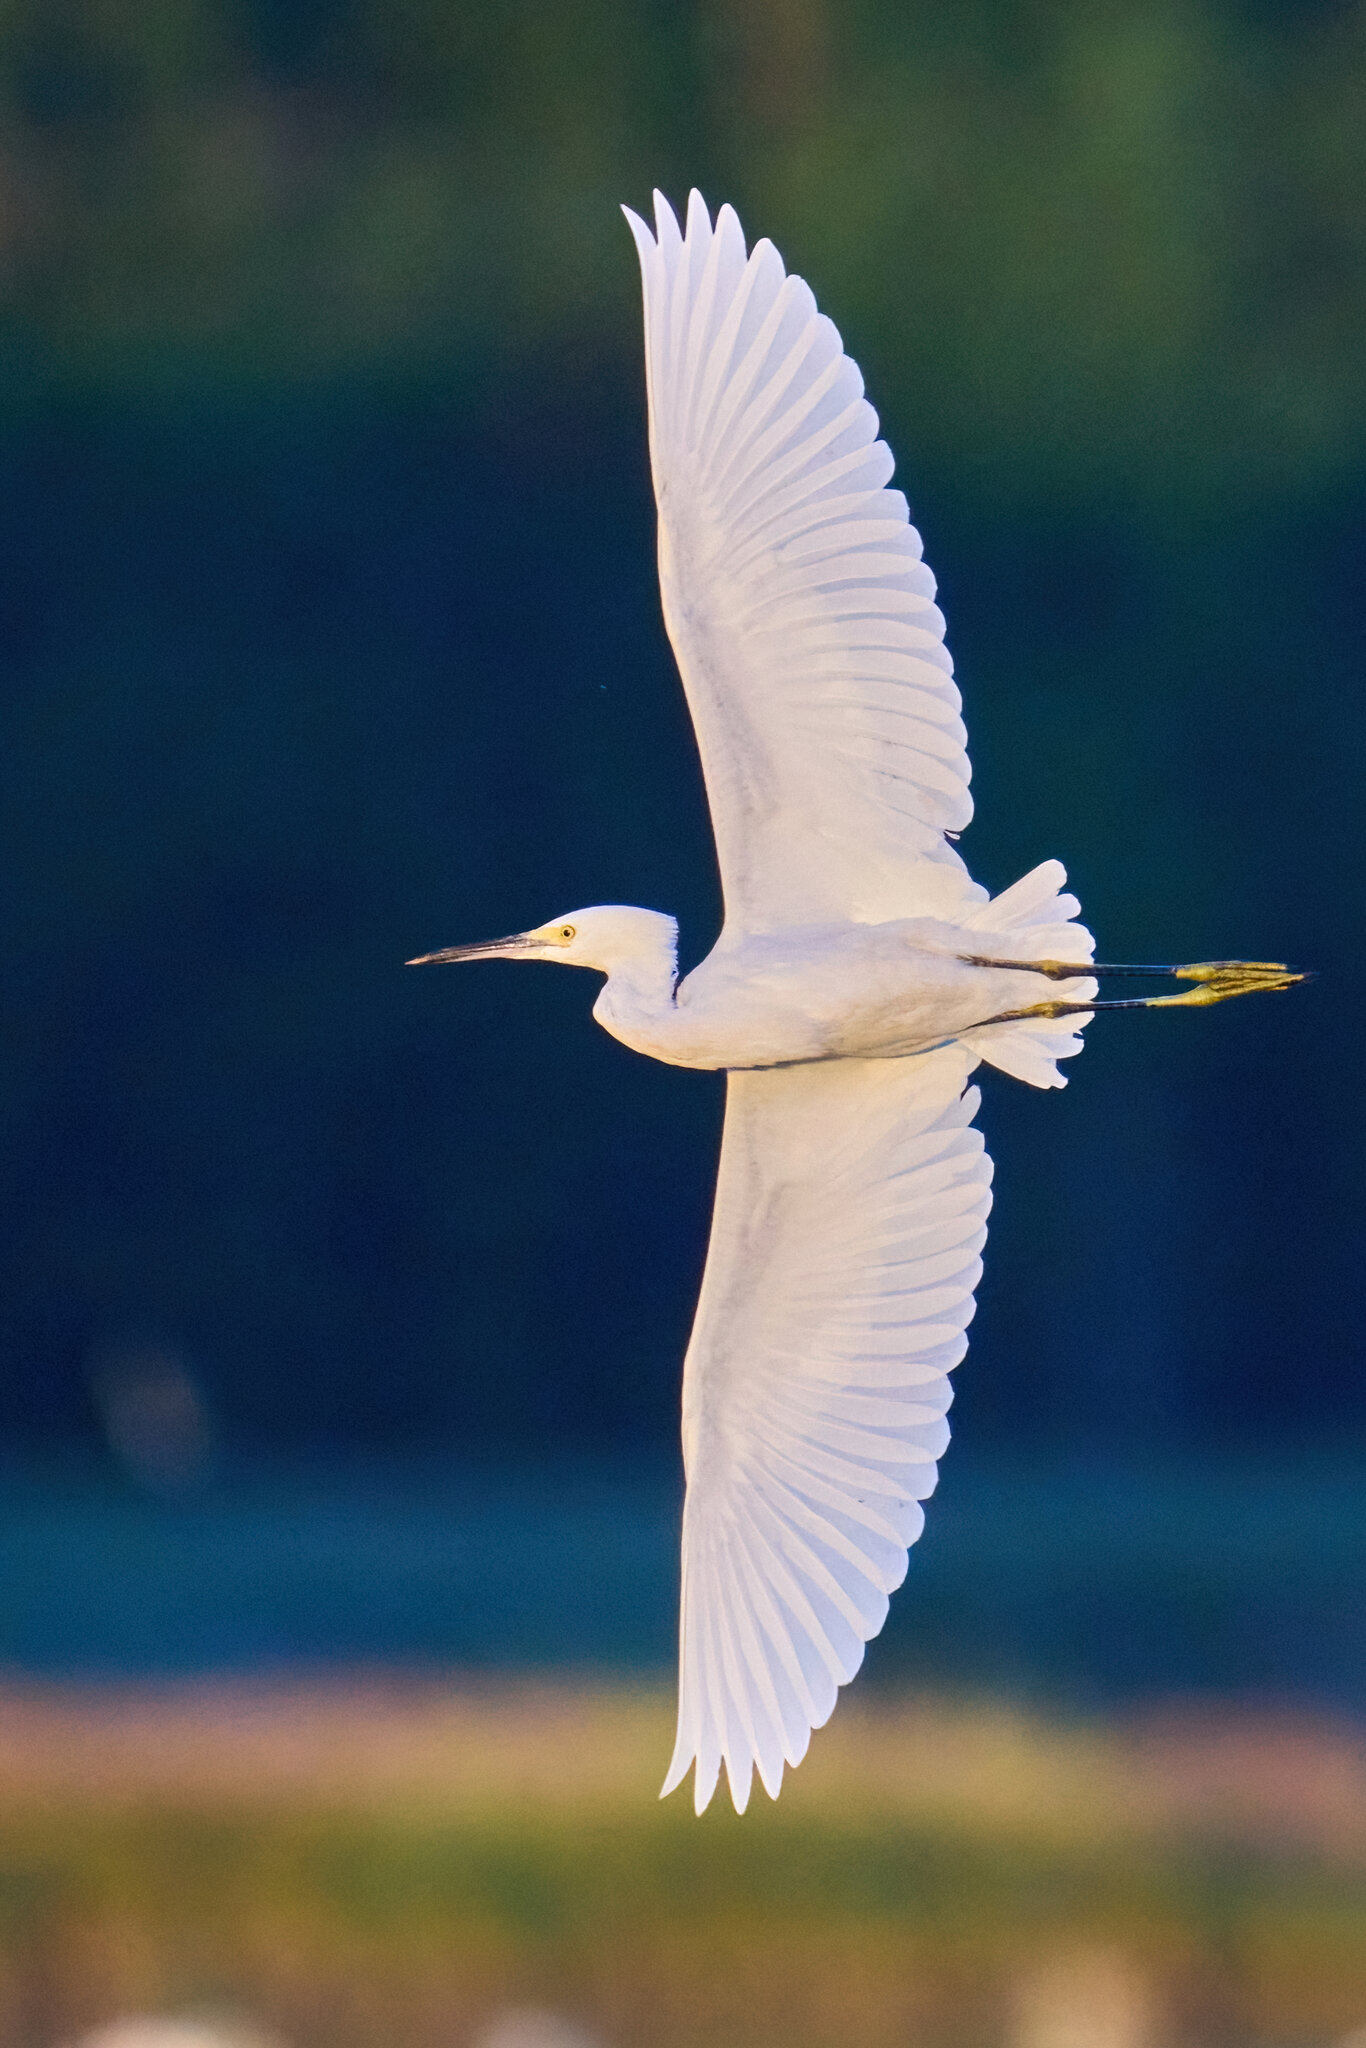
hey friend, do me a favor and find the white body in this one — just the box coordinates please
[594,912,1092,1071]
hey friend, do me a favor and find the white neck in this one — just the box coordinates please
[600,944,677,1008]
[591,940,678,1048]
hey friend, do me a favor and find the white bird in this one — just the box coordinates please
[409,192,1307,1814]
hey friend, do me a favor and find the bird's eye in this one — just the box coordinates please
[560,925,576,941]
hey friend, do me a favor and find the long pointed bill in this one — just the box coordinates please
[405,934,532,965]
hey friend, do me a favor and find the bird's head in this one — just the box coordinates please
[407,904,678,981]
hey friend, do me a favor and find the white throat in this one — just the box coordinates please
[589,919,679,1049]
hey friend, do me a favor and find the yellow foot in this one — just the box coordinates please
[978,962,1312,1028]
[960,953,1314,1004]
[1169,960,1310,1000]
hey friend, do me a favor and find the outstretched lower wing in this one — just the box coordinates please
[663,1046,991,1813]
[624,191,983,934]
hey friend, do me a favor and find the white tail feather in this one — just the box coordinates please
[960,859,1097,1088]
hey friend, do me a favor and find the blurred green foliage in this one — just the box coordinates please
[1,1797,1365,2045]
[1,0,1363,506]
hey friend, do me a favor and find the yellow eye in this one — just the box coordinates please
[560,925,576,941]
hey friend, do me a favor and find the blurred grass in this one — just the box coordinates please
[1,1682,1364,2047]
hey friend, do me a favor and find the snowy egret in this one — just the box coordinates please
[409,192,1307,1814]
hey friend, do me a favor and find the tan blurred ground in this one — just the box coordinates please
[0,1676,1363,1857]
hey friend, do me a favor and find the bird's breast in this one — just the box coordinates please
[594,923,1010,1071]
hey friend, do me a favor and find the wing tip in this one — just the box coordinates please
[660,1721,694,1801]
[624,191,741,248]
[621,204,658,272]
[662,1762,725,1817]
[757,1750,786,1804]
[660,1742,785,1817]
[727,1757,753,1815]
[653,188,683,247]
[715,198,745,247]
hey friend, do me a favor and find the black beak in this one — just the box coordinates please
[405,934,530,965]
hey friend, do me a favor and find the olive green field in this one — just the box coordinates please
[1,1681,1363,2048]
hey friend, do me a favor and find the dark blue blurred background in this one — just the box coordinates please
[0,0,1361,1690]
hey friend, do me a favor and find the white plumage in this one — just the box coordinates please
[662,1046,988,1813]
[624,188,976,933]
[409,192,1306,1813]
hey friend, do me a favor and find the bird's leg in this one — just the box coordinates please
[960,954,1310,989]
[973,960,1312,1029]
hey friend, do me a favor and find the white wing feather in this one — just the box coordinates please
[623,193,1080,1811]
[624,189,984,933]
[662,1046,990,1812]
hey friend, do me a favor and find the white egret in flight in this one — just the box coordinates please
[410,193,1307,1814]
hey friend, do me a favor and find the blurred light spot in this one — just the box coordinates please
[88,1342,215,1490]
[1010,1946,1154,2048]
[66,2018,286,2048]
[472,2012,605,2048]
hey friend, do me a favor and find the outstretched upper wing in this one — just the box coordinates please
[663,1045,991,1813]
[625,190,983,935]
